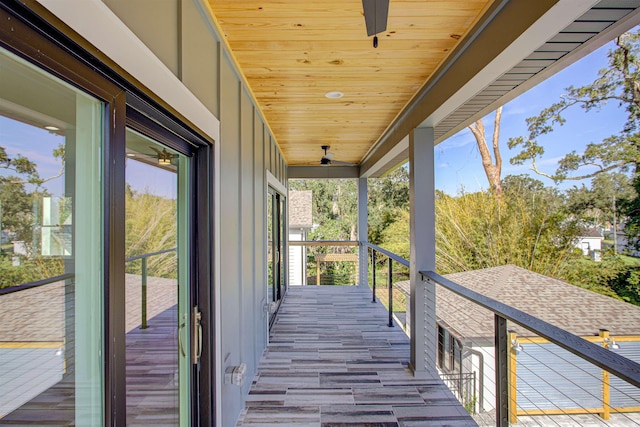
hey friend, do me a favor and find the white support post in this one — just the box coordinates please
[409,127,437,376]
[357,177,369,288]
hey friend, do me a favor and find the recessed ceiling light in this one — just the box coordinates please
[44,125,60,131]
[126,153,136,157]
[325,91,344,99]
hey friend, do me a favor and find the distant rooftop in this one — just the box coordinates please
[579,227,603,238]
[288,190,313,229]
[437,265,640,339]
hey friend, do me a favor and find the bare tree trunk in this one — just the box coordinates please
[613,195,618,254]
[468,107,503,198]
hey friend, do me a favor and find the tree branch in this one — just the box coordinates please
[493,106,503,176]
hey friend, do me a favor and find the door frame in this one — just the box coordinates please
[0,2,216,425]
[125,106,213,426]
[266,171,287,330]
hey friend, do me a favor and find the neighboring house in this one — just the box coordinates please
[436,265,640,419]
[576,227,603,260]
[288,191,312,286]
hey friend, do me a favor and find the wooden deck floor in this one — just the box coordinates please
[238,285,476,427]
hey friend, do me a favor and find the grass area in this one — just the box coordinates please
[619,254,640,266]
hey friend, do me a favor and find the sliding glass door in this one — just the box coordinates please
[0,4,214,424]
[267,187,286,327]
[0,45,104,425]
[124,130,196,425]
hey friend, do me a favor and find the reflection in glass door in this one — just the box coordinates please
[267,188,286,327]
[124,130,192,425]
[0,47,104,425]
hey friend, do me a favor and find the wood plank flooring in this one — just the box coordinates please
[238,286,476,426]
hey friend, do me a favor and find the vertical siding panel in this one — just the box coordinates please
[180,0,219,116]
[219,54,242,427]
[102,0,179,74]
[240,88,255,394]
[254,118,267,353]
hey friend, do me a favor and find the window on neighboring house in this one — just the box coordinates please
[437,324,462,374]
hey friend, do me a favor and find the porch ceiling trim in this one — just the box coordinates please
[288,166,360,179]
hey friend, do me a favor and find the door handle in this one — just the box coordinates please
[191,306,203,365]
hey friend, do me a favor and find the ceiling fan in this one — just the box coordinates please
[320,145,354,166]
[362,0,389,48]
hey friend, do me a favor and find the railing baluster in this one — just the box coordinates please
[141,257,148,329]
[494,314,508,427]
[388,257,393,327]
[372,249,376,303]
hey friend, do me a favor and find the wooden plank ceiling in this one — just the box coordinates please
[207,0,494,166]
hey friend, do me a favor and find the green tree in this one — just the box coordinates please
[508,30,640,246]
[368,166,409,245]
[289,178,358,241]
[125,186,177,278]
[565,172,636,227]
[0,143,65,244]
[435,181,580,276]
[378,209,410,260]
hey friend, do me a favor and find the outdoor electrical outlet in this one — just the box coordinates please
[224,363,247,386]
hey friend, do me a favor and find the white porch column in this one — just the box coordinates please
[357,177,369,287]
[409,127,437,376]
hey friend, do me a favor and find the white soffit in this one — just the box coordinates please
[419,0,599,130]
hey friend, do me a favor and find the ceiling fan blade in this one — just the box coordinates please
[331,160,355,166]
[362,0,389,37]
[323,152,335,160]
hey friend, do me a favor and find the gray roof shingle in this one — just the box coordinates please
[436,265,640,339]
[288,190,313,228]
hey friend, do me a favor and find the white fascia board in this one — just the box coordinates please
[360,135,409,178]
[37,0,220,142]
[419,0,599,129]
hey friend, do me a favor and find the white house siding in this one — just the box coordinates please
[38,1,288,425]
[288,230,305,286]
[474,345,496,414]
[577,236,602,256]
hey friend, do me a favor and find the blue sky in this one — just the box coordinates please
[0,118,177,199]
[0,119,65,196]
[434,37,628,195]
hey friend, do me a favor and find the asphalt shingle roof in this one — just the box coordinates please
[288,191,312,228]
[436,265,640,339]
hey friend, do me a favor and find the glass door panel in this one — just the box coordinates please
[124,130,190,425]
[267,190,273,307]
[0,47,104,424]
[267,188,286,327]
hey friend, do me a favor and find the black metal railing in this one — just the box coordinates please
[125,248,176,329]
[421,270,640,427]
[361,242,409,328]
[0,273,74,295]
[440,371,477,414]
